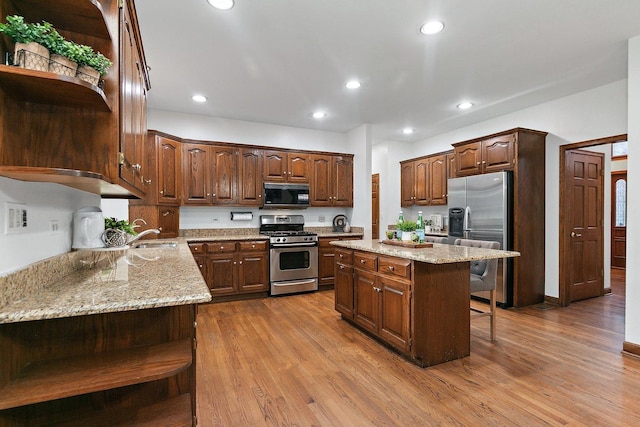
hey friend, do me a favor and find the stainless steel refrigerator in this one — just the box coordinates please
[448,171,513,307]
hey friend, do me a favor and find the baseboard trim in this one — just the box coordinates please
[622,341,640,358]
[544,295,560,305]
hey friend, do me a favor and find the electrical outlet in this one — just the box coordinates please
[318,216,325,222]
[5,202,27,234]
[49,220,60,234]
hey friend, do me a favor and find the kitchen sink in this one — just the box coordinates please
[132,241,178,249]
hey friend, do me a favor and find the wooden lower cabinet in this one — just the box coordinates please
[0,305,197,426]
[189,240,269,301]
[319,236,362,290]
[335,249,471,367]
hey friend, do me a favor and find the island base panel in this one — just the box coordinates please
[412,261,470,367]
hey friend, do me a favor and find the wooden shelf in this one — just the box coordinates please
[15,0,111,40]
[0,65,110,111]
[44,394,193,427]
[0,166,139,197]
[0,339,192,410]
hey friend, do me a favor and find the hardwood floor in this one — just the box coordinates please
[196,270,638,426]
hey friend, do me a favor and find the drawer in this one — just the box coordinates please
[354,252,378,271]
[238,240,267,252]
[334,248,354,265]
[188,243,207,254]
[206,241,237,253]
[378,256,412,280]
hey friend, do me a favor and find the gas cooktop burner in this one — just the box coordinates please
[260,230,317,237]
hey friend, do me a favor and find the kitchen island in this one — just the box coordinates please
[0,243,211,426]
[330,239,519,367]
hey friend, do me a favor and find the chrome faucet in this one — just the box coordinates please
[127,228,161,244]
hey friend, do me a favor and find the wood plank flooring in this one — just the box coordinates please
[196,270,639,426]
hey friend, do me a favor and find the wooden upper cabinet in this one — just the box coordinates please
[182,143,212,205]
[454,133,515,177]
[311,154,332,206]
[483,134,516,173]
[288,152,310,183]
[400,152,451,207]
[454,141,483,176]
[156,135,182,205]
[310,154,353,207]
[414,158,429,205]
[263,150,309,183]
[263,150,287,182]
[429,155,447,205]
[400,161,416,207]
[119,0,149,195]
[447,153,456,179]
[238,148,263,206]
[211,146,237,204]
[333,155,353,206]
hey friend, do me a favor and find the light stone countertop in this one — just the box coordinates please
[330,239,520,264]
[0,242,211,324]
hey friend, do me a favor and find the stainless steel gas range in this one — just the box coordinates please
[259,215,318,296]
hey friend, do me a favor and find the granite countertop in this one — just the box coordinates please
[330,239,520,264]
[0,243,211,324]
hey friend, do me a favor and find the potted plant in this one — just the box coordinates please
[102,217,137,247]
[70,43,112,86]
[396,220,417,241]
[0,15,52,71]
[48,37,79,77]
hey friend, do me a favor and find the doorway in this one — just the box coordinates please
[372,174,380,239]
[559,134,627,306]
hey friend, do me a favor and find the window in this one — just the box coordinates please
[612,141,628,159]
[615,178,626,227]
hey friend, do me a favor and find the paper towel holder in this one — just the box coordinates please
[230,212,253,221]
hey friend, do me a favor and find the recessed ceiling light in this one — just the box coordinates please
[401,128,415,135]
[312,111,327,119]
[457,102,473,110]
[192,95,207,103]
[420,21,444,35]
[345,80,361,89]
[207,0,234,11]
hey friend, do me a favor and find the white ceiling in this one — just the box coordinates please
[135,0,640,144]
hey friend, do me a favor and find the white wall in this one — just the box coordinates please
[625,35,640,344]
[374,79,627,300]
[0,177,99,275]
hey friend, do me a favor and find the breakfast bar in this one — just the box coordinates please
[330,239,519,367]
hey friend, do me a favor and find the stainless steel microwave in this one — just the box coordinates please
[263,183,310,209]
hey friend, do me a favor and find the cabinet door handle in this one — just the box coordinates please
[158,227,163,231]
[252,244,256,248]
[220,246,225,249]
[339,265,345,270]
[233,261,237,265]
[239,261,243,265]
[482,160,486,164]
[144,179,152,184]
[132,163,141,171]
[162,210,170,217]
[477,161,481,165]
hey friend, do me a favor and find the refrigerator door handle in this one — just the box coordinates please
[463,206,471,238]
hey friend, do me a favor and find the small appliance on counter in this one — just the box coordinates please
[72,206,105,249]
[429,214,443,232]
[332,214,348,232]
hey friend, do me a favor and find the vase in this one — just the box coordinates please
[14,42,49,72]
[401,231,413,241]
[76,65,100,86]
[49,54,78,77]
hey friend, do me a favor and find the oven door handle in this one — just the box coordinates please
[270,242,318,248]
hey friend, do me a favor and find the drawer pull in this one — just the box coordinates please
[373,286,381,293]
[252,244,256,248]
[360,259,366,264]
[339,254,344,258]
[388,266,394,271]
